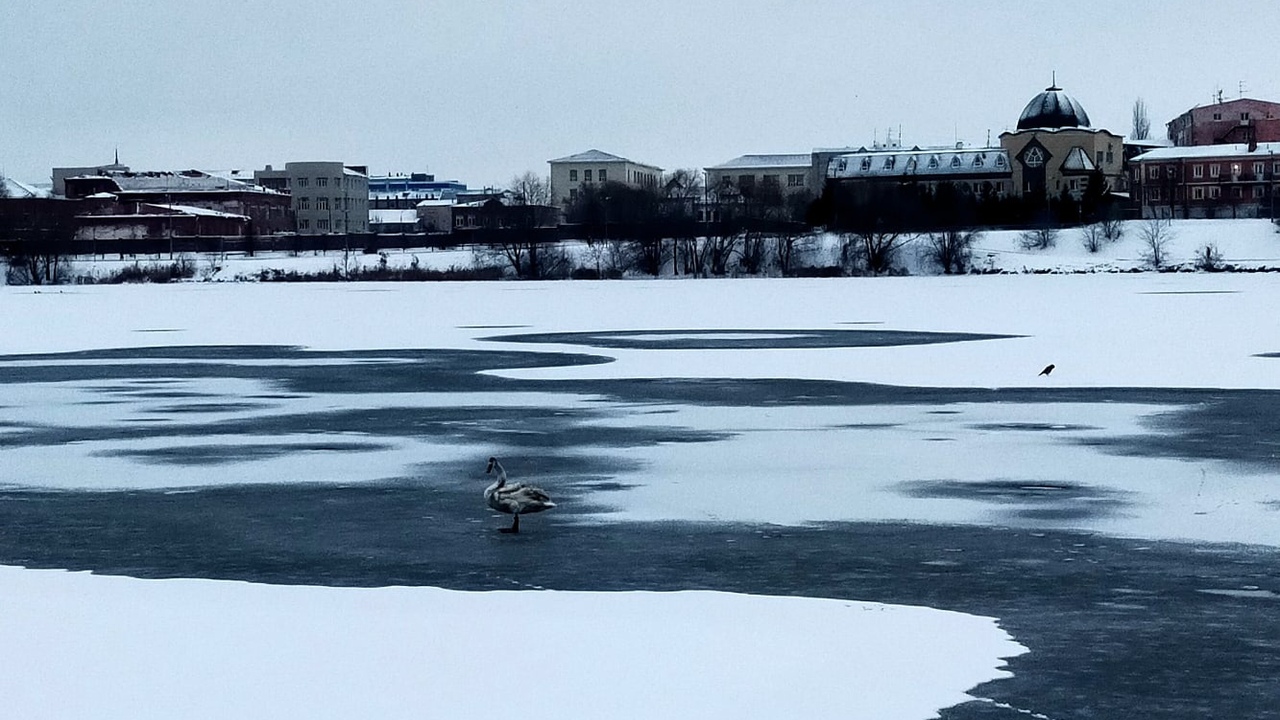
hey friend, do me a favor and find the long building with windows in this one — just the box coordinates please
[548,149,662,206]
[1129,142,1280,218]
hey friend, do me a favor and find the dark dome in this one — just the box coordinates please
[1017,85,1091,130]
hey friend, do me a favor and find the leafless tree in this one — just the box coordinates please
[1079,223,1106,253]
[846,230,912,275]
[1100,209,1125,242]
[1194,242,1224,271]
[924,229,980,273]
[1139,217,1175,269]
[508,171,551,206]
[1131,98,1151,141]
[1019,226,1059,250]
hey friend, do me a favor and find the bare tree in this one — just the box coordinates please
[1194,242,1224,271]
[1100,208,1125,242]
[1079,223,1106,253]
[508,171,551,206]
[1139,217,1175,269]
[924,229,980,274]
[851,230,912,275]
[1019,226,1059,250]
[1132,98,1151,141]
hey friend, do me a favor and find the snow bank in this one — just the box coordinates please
[0,565,1025,720]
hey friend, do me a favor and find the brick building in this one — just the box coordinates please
[1166,97,1280,147]
[1128,141,1280,218]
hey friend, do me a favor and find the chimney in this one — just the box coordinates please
[1248,127,1258,152]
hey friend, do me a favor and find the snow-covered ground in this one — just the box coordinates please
[0,566,1024,720]
[3,228,1279,718]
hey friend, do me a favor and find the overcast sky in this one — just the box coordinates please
[3,0,1278,188]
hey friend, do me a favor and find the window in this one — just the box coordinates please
[297,177,309,188]
[738,174,754,187]
[1275,162,1280,175]
[1147,166,1160,180]
[299,197,311,210]
[1254,186,1266,198]
[584,169,593,182]
[1193,165,1204,178]
[860,157,872,171]
[317,198,329,210]
[1231,163,1242,177]
[569,169,578,181]
[1148,187,1161,201]
[1254,162,1265,176]
[318,219,330,230]
[598,169,607,182]
[1209,164,1220,178]
[1192,187,1205,200]
[333,178,341,187]
[883,156,896,169]
[995,155,1006,167]
[317,177,328,187]
[787,173,804,187]
[1096,151,1104,166]
[762,174,780,187]
[1106,150,1114,164]
[1241,112,1251,120]
[569,188,578,200]
[950,156,961,168]
[927,156,939,169]
[972,155,984,167]
[1232,186,1243,198]
[1213,112,1222,120]
[1024,147,1044,167]
[1210,186,1221,199]
[300,219,310,229]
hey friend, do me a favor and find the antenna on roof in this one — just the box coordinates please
[114,147,119,165]
[1239,80,1247,98]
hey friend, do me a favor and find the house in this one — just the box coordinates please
[51,154,129,196]
[998,83,1125,202]
[705,154,814,201]
[368,209,421,234]
[1128,141,1280,219]
[62,170,293,234]
[74,199,251,240]
[254,162,370,234]
[367,172,466,201]
[548,149,662,206]
[1167,97,1280,147]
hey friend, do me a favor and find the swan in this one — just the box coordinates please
[484,457,556,533]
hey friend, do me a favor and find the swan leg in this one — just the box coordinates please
[500,514,520,534]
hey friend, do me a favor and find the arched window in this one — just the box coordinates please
[1024,147,1045,167]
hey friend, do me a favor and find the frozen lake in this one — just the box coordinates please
[2,274,1280,719]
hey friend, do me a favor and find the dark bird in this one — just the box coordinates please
[484,457,556,534]
[1038,364,1055,376]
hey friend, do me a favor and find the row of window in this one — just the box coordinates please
[1146,161,1280,180]
[1147,185,1271,201]
[297,218,359,230]
[295,197,361,211]
[294,176,362,189]
[569,168,608,183]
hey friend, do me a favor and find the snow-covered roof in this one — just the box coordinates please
[74,170,286,195]
[1130,142,1280,162]
[549,149,661,170]
[2,177,50,198]
[1060,147,1097,172]
[707,154,811,171]
[85,192,118,199]
[149,203,249,219]
[1123,137,1169,148]
[415,199,455,208]
[369,209,420,224]
[827,146,1010,179]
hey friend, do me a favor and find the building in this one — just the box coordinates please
[1129,141,1280,219]
[548,149,662,206]
[367,172,466,200]
[1167,97,1280,147]
[998,83,1125,202]
[51,155,129,196]
[826,144,1013,197]
[62,169,293,234]
[368,209,421,234]
[254,162,370,234]
[705,154,813,200]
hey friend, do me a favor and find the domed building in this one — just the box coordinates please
[1000,83,1124,204]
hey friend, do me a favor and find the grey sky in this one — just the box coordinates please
[3,0,1278,188]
